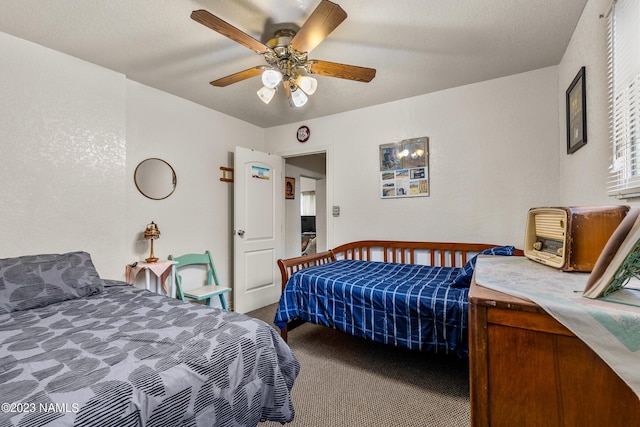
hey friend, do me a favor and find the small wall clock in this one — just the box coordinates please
[297,125,310,143]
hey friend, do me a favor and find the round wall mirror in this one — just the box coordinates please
[134,158,177,200]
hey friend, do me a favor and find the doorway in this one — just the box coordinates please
[284,153,327,259]
[300,176,317,256]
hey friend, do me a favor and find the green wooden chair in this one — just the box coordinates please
[168,250,231,310]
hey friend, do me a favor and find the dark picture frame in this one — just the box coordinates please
[566,66,587,154]
[285,177,295,199]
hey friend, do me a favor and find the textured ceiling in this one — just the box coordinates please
[0,0,588,128]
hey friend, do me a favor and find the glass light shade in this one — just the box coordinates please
[257,86,276,104]
[143,221,160,240]
[289,87,308,107]
[297,75,318,95]
[261,69,283,89]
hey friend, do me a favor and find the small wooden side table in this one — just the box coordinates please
[125,260,177,297]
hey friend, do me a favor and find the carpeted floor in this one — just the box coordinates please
[247,304,471,427]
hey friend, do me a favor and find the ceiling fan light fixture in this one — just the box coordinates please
[297,75,318,95]
[289,86,308,107]
[191,2,376,110]
[257,86,276,104]
[261,69,283,89]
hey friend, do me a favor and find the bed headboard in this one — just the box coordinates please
[332,240,512,267]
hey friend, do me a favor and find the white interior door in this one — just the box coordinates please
[233,146,284,313]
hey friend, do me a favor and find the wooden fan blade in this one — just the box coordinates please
[210,66,265,87]
[191,10,269,54]
[308,60,376,83]
[291,0,347,54]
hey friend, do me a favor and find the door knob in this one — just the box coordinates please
[237,229,245,237]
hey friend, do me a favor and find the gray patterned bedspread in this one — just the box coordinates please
[0,282,299,426]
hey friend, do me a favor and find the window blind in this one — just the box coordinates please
[608,0,640,197]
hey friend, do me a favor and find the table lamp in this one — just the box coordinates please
[143,221,160,263]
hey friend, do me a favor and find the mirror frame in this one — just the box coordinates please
[134,158,177,200]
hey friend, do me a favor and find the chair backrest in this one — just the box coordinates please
[168,250,221,301]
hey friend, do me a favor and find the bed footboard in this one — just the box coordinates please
[276,251,336,341]
[277,250,337,291]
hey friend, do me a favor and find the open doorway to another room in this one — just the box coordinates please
[300,177,317,255]
[284,153,326,259]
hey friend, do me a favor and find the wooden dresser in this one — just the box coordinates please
[469,275,640,426]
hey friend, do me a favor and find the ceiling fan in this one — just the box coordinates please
[191,0,376,108]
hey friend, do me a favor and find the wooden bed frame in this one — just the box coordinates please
[276,240,523,341]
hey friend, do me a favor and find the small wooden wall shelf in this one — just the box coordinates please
[220,167,234,183]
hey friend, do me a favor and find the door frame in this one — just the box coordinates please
[278,144,334,251]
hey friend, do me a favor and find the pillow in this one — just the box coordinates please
[451,246,516,288]
[0,251,104,314]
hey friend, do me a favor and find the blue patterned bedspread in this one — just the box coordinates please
[274,260,469,356]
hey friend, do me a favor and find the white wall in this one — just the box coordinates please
[125,81,264,289]
[0,30,264,285]
[558,0,639,208]
[266,67,561,249]
[1,0,627,281]
[0,32,126,278]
